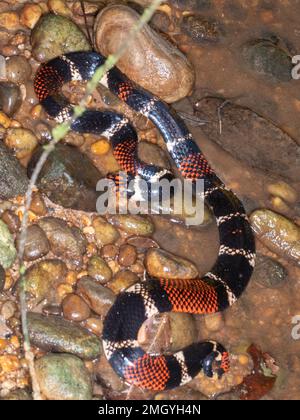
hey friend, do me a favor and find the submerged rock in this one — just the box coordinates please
[28,144,102,212]
[252,254,287,288]
[31,13,91,62]
[0,142,29,199]
[28,312,101,360]
[94,4,194,103]
[181,15,221,43]
[77,276,116,317]
[250,210,300,265]
[107,214,154,236]
[196,97,300,182]
[35,354,92,400]
[242,38,293,82]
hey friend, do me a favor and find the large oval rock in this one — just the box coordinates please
[0,142,29,199]
[250,210,300,265]
[0,220,17,269]
[94,5,194,103]
[145,248,198,279]
[196,97,300,182]
[35,354,92,400]
[31,13,91,62]
[28,312,101,360]
[28,144,102,212]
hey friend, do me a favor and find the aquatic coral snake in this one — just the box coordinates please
[34,51,255,391]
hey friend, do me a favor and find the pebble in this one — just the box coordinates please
[126,236,158,252]
[42,304,62,317]
[0,265,5,292]
[108,214,154,236]
[0,82,22,117]
[0,220,16,269]
[37,217,86,268]
[29,192,47,216]
[92,217,120,247]
[87,255,112,284]
[28,312,101,360]
[0,12,21,32]
[181,15,221,43]
[108,270,139,294]
[145,248,198,279]
[16,225,50,262]
[139,141,170,170]
[31,13,91,62]
[242,38,293,82]
[62,293,91,322]
[35,354,92,400]
[100,244,119,260]
[267,181,298,204]
[0,142,29,199]
[84,317,103,336]
[0,111,10,128]
[250,210,300,265]
[20,4,42,29]
[6,56,32,85]
[24,259,67,306]
[5,128,38,159]
[90,138,111,155]
[204,312,224,332]
[94,4,194,103]
[1,210,20,233]
[28,144,102,212]
[118,244,137,267]
[253,254,288,288]
[196,97,300,182]
[77,276,116,317]
[0,301,16,320]
[48,0,72,17]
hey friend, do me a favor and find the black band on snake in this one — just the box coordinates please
[34,51,255,391]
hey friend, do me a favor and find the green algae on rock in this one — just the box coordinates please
[31,13,91,62]
[28,312,102,360]
[35,354,92,400]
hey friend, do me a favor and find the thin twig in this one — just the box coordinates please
[17,0,163,400]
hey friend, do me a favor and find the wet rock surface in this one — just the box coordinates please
[196,97,300,182]
[87,255,112,283]
[0,142,29,199]
[16,225,50,261]
[77,276,116,317]
[108,214,154,236]
[31,13,91,62]
[145,248,198,279]
[35,354,92,400]
[0,82,22,117]
[95,4,194,103]
[28,312,101,360]
[24,259,67,306]
[38,217,86,268]
[181,15,221,43]
[250,210,300,265]
[28,145,102,212]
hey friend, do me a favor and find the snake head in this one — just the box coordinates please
[203,344,230,379]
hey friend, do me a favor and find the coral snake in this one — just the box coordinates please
[34,51,255,391]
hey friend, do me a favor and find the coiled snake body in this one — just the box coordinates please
[34,51,255,391]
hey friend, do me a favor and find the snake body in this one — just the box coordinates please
[34,51,255,391]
